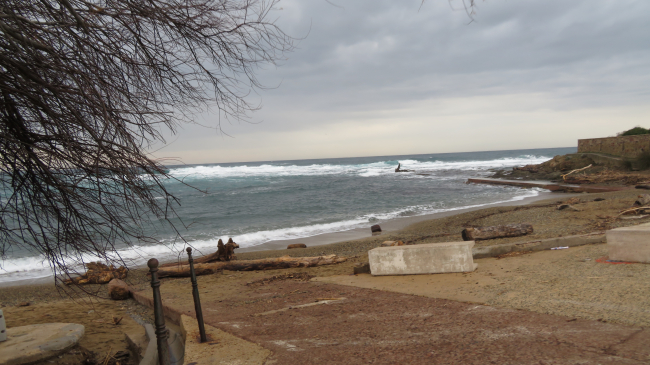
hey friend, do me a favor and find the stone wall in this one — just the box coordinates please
[578,135,650,158]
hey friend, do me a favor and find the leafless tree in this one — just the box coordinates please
[0,0,294,284]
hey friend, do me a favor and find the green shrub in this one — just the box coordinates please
[620,127,649,136]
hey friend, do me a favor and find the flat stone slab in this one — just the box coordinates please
[0,323,84,365]
[368,241,477,276]
[180,314,271,365]
[607,222,650,263]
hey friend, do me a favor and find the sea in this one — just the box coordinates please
[0,147,575,285]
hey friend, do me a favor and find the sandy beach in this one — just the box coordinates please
[2,187,649,364]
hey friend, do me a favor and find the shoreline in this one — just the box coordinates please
[237,190,564,253]
[0,189,565,288]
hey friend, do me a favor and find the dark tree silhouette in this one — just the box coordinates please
[0,0,294,283]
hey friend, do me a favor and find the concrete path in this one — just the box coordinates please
[135,266,650,364]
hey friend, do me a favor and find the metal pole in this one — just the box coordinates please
[186,247,207,343]
[148,258,170,365]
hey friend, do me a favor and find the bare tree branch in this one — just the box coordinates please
[0,0,295,286]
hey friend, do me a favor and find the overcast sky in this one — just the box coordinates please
[152,0,650,164]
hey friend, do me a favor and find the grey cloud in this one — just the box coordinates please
[164,0,650,160]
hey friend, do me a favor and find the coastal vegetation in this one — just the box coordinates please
[619,126,650,136]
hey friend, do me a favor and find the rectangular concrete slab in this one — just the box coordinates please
[607,222,650,263]
[368,241,477,276]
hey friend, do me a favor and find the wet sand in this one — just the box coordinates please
[237,191,564,253]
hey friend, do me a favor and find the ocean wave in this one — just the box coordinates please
[0,186,542,285]
[170,155,551,179]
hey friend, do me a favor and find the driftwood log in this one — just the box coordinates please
[160,238,239,268]
[64,262,127,285]
[156,254,347,278]
[461,223,533,241]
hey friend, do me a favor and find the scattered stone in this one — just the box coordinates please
[565,197,581,205]
[557,204,581,211]
[287,243,307,249]
[0,323,85,365]
[633,194,650,207]
[593,197,606,202]
[108,279,130,300]
[371,224,382,233]
[353,263,371,275]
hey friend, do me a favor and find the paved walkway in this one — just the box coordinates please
[135,271,650,364]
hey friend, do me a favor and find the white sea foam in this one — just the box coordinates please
[0,186,542,285]
[169,155,551,180]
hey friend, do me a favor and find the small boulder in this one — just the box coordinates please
[633,194,650,207]
[371,224,382,233]
[287,243,307,249]
[593,197,605,202]
[557,204,581,211]
[565,197,580,205]
[108,279,130,300]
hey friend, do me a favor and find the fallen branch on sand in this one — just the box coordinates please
[462,223,533,241]
[155,254,347,278]
[562,164,592,181]
[618,206,650,216]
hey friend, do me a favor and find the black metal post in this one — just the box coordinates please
[186,247,207,343]
[148,258,170,365]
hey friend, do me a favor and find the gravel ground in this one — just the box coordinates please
[484,243,650,327]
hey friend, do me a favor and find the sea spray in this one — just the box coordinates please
[0,147,575,284]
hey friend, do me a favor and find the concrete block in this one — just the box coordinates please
[368,241,477,276]
[607,223,650,263]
